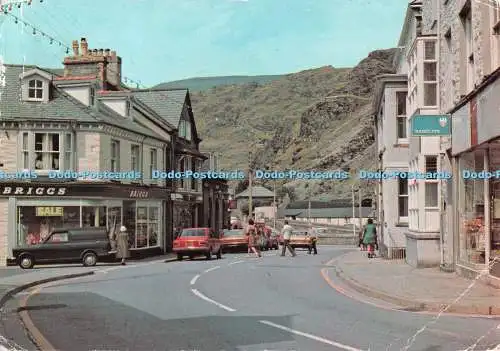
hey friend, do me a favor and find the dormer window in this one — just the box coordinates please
[20,68,52,103]
[28,79,44,100]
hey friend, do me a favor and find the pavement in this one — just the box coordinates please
[331,250,500,316]
[0,246,498,350]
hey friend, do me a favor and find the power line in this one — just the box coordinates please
[0,9,187,108]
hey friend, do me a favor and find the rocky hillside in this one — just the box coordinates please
[187,49,397,201]
[154,75,283,92]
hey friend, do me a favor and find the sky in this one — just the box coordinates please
[0,0,407,87]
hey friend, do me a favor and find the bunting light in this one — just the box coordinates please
[0,0,42,13]
[1,5,184,106]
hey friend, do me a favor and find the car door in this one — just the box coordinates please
[39,231,71,262]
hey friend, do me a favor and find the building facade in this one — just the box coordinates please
[0,38,207,265]
[437,0,500,280]
[373,74,410,258]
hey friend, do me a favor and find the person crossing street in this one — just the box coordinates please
[308,226,318,255]
[280,220,296,257]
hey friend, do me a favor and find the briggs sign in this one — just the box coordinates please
[0,186,67,196]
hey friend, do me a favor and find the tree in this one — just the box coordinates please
[235,179,249,195]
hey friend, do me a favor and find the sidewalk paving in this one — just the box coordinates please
[332,250,500,315]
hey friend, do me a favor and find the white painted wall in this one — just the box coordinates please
[60,86,90,106]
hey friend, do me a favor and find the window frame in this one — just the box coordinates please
[149,148,158,182]
[398,178,409,222]
[27,79,44,101]
[424,155,439,208]
[422,40,438,107]
[131,144,141,173]
[396,91,408,141]
[110,140,120,172]
[34,132,61,172]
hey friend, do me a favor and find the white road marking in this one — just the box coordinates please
[191,289,236,312]
[190,274,200,285]
[259,320,362,351]
[228,260,244,266]
[203,265,220,273]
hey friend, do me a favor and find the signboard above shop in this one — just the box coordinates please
[411,115,451,136]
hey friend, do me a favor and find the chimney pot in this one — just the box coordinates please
[80,38,88,56]
[98,49,104,56]
[72,40,79,56]
[93,49,98,55]
[104,49,110,56]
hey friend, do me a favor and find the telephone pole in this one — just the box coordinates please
[248,151,253,221]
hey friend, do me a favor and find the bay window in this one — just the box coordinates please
[131,144,140,173]
[110,140,120,172]
[149,148,158,182]
[396,91,407,140]
[20,132,74,171]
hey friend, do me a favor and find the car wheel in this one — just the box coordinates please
[19,254,34,269]
[83,252,98,267]
[206,250,212,260]
[177,254,183,261]
[216,248,222,259]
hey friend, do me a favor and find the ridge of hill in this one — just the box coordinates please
[154,75,284,92]
[183,49,397,201]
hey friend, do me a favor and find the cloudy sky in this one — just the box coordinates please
[0,0,407,86]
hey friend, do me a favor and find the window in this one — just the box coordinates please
[425,155,439,207]
[179,156,186,189]
[64,133,73,170]
[22,132,29,169]
[423,40,438,106]
[494,3,500,35]
[48,232,69,243]
[110,140,120,172]
[461,3,474,92]
[34,133,60,170]
[149,148,158,181]
[125,203,159,248]
[398,178,408,219]
[28,79,43,100]
[82,206,106,227]
[191,157,197,190]
[179,120,187,138]
[185,121,192,141]
[131,145,140,173]
[425,156,438,173]
[396,91,407,139]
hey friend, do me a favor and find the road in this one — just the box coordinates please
[8,247,500,351]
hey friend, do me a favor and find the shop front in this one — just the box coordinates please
[0,183,170,265]
[452,78,500,279]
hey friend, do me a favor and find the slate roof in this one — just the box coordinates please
[235,186,274,198]
[287,199,372,209]
[284,207,372,218]
[132,89,187,127]
[0,65,165,140]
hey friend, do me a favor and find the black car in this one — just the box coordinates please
[12,227,112,269]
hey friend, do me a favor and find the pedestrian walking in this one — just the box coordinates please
[362,218,377,258]
[246,219,262,258]
[308,227,318,255]
[281,220,296,257]
[116,225,131,265]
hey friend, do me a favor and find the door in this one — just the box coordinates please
[38,232,72,262]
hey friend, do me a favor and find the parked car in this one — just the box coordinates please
[220,228,247,251]
[173,228,222,260]
[290,230,311,249]
[12,227,112,269]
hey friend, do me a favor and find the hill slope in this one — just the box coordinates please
[154,75,283,92]
[188,49,397,201]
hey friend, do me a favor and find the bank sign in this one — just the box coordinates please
[411,115,451,136]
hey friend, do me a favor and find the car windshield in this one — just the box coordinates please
[180,229,206,237]
[224,229,244,237]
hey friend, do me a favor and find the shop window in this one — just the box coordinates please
[107,206,122,244]
[82,206,106,227]
[17,206,80,246]
[34,133,60,171]
[111,140,120,172]
[123,202,160,248]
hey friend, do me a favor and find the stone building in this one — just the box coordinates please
[0,38,207,264]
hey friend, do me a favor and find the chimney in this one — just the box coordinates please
[92,49,98,56]
[106,50,122,89]
[80,38,88,56]
[98,49,104,56]
[72,40,79,56]
[104,49,110,56]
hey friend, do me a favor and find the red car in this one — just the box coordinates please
[173,228,222,260]
[220,228,248,251]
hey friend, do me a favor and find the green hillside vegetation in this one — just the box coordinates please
[154,75,284,92]
[187,50,397,201]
